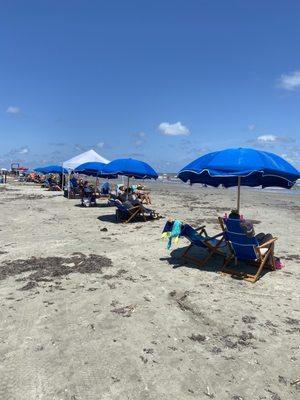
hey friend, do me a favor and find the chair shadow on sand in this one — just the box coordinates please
[97,214,118,223]
[97,214,154,224]
[160,244,272,281]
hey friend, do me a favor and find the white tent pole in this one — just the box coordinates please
[61,164,64,191]
[68,171,70,199]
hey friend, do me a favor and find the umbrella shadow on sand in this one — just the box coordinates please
[97,214,157,224]
[161,245,272,281]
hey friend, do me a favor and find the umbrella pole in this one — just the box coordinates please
[126,176,130,200]
[95,174,99,196]
[60,164,64,191]
[237,176,241,213]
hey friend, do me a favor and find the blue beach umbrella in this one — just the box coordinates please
[34,167,46,173]
[34,165,67,174]
[102,158,158,180]
[102,158,158,195]
[178,147,300,212]
[74,162,115,177]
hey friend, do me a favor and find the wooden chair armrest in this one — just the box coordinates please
[195,225,206,231]
[208,232,224,240]
[130,206,142,211]
[202,233,224,243]
[258,237,278,248]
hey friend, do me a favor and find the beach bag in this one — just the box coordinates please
[275,257,285,270]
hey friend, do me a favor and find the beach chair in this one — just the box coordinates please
[163,220,227,268]
[218,217,277,282]
[69,181,81,199]
[113,200,146,223]
[99,182,110,197]
[41,179,50,188]
[114,200,159,223]
[82,188,97,207]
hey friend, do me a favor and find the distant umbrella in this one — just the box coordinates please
[34,165,67,174]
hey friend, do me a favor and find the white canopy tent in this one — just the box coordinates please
[63,149,109,171]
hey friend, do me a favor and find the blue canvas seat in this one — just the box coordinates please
[163,220,227,268]
[219,217,277,282]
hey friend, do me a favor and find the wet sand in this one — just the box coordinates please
[0,181,299,400]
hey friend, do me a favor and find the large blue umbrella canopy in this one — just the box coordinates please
[34,165,68,174]
[178,148,300,188]
[178,148,300,211]
[74,162,115,177]
[102,158,158,180]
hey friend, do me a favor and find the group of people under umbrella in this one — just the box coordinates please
[33,148,300,281]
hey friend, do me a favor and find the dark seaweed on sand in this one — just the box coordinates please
[0,253,113,284]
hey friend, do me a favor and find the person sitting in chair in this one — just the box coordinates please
[47,174,61,191]
[81,181,96,206]
[135,184,152,204]
[100,181,110,195]
[116,184,125,198]
[70,175,78,189]
[121,188,161,219]
[228,209,273,245]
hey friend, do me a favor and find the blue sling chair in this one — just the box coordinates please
[163,220,227,268]
[218,217,277,282]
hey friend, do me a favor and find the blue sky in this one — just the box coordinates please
[1,0,300,171]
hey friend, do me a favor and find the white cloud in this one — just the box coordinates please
[5,146,30,157]
[257,134,278,143]
[134,140,143,147]
[248,134,296,151]
[158,121,190,136]
[132,132,147,147]
[74,144,86,151]
[278,70,300,91]
[255,135,294,144]
[19,147,29,154]
[248,124,256,132]
[6,106,21,115]
[96,142,104,149]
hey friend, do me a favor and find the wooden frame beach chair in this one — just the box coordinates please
[163,221,227,268]
[114,201,145,223]
[218,217,277,283]
[114,200,160,223]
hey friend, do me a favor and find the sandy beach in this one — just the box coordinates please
[0,181,299,400]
